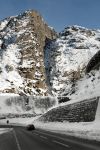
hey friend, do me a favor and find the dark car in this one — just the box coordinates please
[7,120,9,124]
[26,124,35,131]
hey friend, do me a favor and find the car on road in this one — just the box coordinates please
[26,124,35,131]
[6,120,9,124]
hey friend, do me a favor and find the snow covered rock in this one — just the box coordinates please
[0,10,56,96]
[45,25,100,99]
[0,10,100,103]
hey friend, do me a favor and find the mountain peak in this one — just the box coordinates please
[60,25,95,37]
[0,10,100,101]
[18,9,41,19]
[0,10,57,96]
[45,24,100,98]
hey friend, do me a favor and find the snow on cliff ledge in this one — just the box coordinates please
[0,12,100,101]
[45,25,100,100]
[0,10,56,96]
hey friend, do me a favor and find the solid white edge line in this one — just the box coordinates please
[53,140,70,148]
[13,129,21,150]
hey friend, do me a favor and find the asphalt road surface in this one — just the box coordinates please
[0,125,100,150]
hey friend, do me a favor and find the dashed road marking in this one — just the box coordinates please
[53,140,70,148]
[34,133,39,136]
[40,135,48,139]
[36,130,67,141]
[36,130,100,150]
[13,129,21,150]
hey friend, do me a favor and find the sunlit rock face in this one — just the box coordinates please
[45,25,100,99]
[1,10,100,102]
[0,10,57,96]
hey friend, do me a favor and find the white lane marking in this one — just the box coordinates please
[36,130,99,150]
[53,140,70,148]
[40,135,48,139]
[34,132,48,139]
[34,133,39,136]
[13,129,21,150]
[36,130,66,141]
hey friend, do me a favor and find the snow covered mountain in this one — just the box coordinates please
[0,10,100,102]
[45,25,100,100]
[0,10,56,96]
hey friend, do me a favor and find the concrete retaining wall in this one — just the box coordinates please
[95,97,100,121]
[38,97,99,122]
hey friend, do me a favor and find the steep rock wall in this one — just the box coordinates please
[0,10,57,96]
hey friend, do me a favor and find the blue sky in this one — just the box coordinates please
[0,0,100,32]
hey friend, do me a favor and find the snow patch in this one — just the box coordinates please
[34,120,100,141]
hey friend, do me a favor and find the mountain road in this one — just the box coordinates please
[0,125,100,150]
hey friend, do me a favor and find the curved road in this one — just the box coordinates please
[0,125,100,150]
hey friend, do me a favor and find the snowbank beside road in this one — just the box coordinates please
[0,116,40,126]
[0,128,11,135]
[34,120,100,141]
[1,115,100,142]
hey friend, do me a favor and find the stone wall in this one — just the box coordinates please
[38,97,99,122]
[95,97,100,121]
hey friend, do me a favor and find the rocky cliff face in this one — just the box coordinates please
[45,25,100,99]
[0,11,100,101]
[0,10,57,96]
